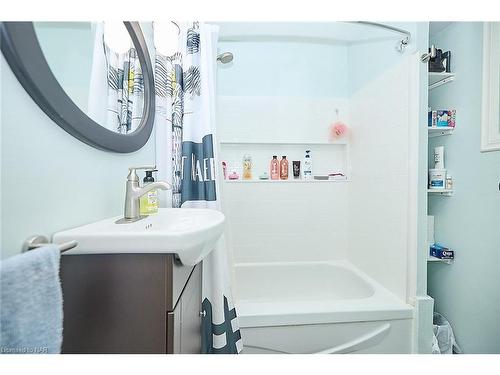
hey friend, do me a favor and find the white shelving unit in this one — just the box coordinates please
[426,70,457,274]
[428,188,453,196]
[428,72,456,90]
[427,256,453,265]
[428,126,455,138]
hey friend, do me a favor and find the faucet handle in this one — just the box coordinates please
[127,166,157,182]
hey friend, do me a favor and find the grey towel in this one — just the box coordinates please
[0,245,63,354]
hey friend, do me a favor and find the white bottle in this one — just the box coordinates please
[434,146,445,169]
[303,150,312,180]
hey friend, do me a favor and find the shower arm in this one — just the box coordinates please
[347,21,411,53]
[421,44,437,62]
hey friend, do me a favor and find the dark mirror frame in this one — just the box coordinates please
[0,21,155,153]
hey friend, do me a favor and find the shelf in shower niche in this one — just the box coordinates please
[428,72,455,90]
[427,188,453,196]
[427,256,453,265]
[428,126,455,138]
[224,178,349,184]
[219,140,348,146]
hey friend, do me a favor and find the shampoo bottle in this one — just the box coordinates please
[280,156,289,180]
[270,156,279,180]
[140,170,158,215]
[303,150,312,180]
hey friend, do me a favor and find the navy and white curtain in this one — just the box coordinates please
[88,22,144,134]
[154,21,242,354]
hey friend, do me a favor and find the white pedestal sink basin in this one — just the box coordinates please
[53,208,225,266]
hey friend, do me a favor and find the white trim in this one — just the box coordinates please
[481,22,500,152]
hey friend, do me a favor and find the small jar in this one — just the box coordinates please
[242,154,252,180]
[445,174,453,190]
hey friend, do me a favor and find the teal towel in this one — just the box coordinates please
[0,245,63,354]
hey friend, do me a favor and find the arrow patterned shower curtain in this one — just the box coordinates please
[154,21,242,354]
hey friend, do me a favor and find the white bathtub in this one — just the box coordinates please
[233,261,413,354]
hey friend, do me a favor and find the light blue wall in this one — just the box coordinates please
[0,23,157,259]
[217,39,349,97]
[428,22,500,353]
[34,22,96,113]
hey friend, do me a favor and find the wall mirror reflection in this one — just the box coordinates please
[34,21,145,134]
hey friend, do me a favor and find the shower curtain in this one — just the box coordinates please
[88,22,144,134]
[154,21,242,354]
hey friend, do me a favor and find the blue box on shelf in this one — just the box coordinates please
[430,243,454,259]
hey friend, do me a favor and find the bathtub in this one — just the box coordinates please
[233,261,413,354]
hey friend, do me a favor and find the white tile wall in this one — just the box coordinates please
[221,182,349,264]
[347,55,412,300]
[217,96,351,266]
[217,96,351,143]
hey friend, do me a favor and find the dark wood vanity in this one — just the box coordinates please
[60,254,202,354]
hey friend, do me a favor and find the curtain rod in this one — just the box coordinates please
[347,21,411,52]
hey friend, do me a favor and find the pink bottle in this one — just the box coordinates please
[270,155,279,180]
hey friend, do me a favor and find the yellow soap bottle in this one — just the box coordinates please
[140,170,158,215]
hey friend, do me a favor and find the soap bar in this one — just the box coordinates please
[430,243,454,259]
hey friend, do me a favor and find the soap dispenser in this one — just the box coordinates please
[140,169,159,215]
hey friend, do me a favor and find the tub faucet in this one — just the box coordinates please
[118,166,171,223]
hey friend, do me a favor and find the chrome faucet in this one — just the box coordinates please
[118,166,171,223]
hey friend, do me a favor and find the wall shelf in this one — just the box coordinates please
[428,126,455,138]
[427,256,453,265]
[428,189,453,196]
[428,72,455,90]
[224,178,349,184]
[219,140,348,145]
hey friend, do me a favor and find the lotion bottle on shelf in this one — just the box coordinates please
[303,150,312,180]
[280,156,289,180]
[270,156,279,180]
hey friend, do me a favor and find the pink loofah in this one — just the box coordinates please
[330,121,348,139]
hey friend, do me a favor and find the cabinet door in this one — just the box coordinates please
[166,263,202,354]
[61,254,169,353]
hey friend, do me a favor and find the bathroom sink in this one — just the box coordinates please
[52,208,225,266]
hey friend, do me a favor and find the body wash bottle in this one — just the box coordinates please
[270,156,279,180]
[303,150,312,180]
[140,170,159,215]
[280,156,289,180]
[242,154,252,180]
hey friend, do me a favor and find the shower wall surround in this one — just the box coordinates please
[216,31,419,304]
[348,47,414,300]
[217,40,351,269]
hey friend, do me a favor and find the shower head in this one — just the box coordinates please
[217,52,233,64]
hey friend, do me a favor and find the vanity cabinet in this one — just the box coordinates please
[60,254,202,354]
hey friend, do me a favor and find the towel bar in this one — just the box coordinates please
[22,235,78,253]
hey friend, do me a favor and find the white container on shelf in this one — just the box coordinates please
[429,169,446,189]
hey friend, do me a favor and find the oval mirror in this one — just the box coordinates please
[0,21,155,153]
